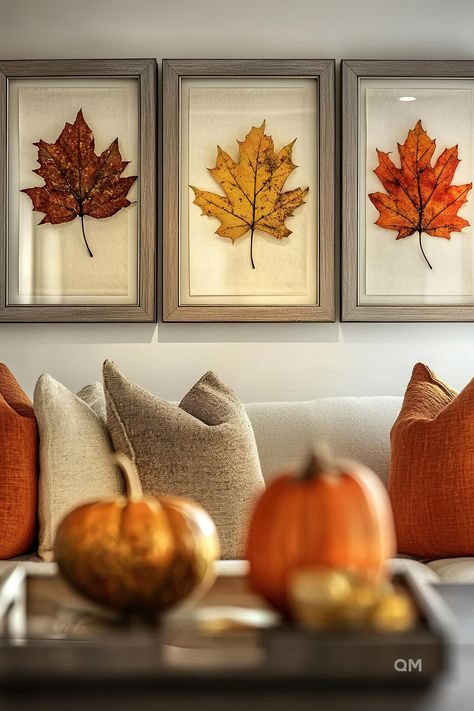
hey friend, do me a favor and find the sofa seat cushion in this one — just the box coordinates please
[426,558,474,583]
[390,557,438,584]
[0,557,439,586]
[0,558,252,579]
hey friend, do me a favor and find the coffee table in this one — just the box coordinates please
[0,566,469,710]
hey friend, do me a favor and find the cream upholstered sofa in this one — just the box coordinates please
[4,395,473,584]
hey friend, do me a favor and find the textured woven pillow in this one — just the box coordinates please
[389,363,474,558]
[0,364,38,558]
[103,360,265,559]
[34,375,124,561]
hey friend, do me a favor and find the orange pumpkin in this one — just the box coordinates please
[245,448,396,613]
[54,453,220,615]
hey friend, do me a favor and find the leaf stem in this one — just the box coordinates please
[80,214,93,258]
[418,230,432,270]
[250,227,255,269]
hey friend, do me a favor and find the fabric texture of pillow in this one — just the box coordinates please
[389,362,474,558]
[34,374,124,561]
[0,364,38,558]
[103,360,265,559]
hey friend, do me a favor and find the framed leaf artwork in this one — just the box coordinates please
[163,59,335,322]
[342,60,474,322]
[0,59,156,322]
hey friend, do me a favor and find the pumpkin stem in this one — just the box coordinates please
[113,452,143,500]
[302,443,336,480]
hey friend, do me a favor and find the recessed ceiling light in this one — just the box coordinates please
[399,96,416,102]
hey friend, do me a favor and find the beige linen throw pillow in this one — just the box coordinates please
[34,374,124,561]
[103,360,264,559]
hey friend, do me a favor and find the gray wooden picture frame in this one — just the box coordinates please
[0,58,156,322]
[163,59,335,322]
[342,59,474,322]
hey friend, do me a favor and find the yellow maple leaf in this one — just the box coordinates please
[190,121,309,269]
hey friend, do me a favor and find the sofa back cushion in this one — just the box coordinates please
[103,360,265,559]
[0,364,38,558]
[246,396,402,485]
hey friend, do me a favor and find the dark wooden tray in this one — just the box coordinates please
[262,568,454,682]
[0,564,454,686]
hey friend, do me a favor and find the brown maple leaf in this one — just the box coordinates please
[22,109,137,257]
[191,121,309,269]
[369,120,472,270]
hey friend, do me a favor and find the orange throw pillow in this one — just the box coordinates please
[0,364,38,557]
[389,362,474,558]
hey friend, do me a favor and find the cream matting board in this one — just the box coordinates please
[358,78,474,306]
[179,78,318,306]
[8,78,139,305]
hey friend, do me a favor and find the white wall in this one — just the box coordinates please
[2,0,474,401]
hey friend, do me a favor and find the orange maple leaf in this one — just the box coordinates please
[191,121,309,269]
[369,120,472,269]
